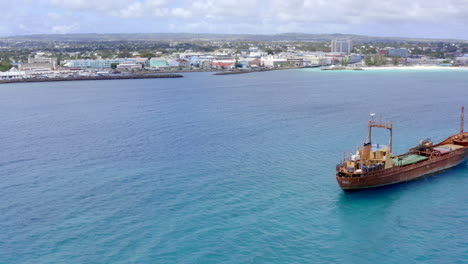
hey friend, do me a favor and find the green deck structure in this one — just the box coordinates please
[392,154,428,166]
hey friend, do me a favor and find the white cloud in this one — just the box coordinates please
[1,0,467,38]
[114,2,144,18]
[51,23,80,34]
[44,0,468,26]
[190,0,260,18]
[47,12,62,20]
[48,0,171,18]
[172,8,191,18]
[265,0,468,25]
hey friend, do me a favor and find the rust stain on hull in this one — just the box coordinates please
[336,147,468,190]
[336,106,468,191]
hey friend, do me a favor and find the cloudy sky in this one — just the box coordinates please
[2,0,468,39]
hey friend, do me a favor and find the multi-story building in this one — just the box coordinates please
[168,59,190,68]
[0,67,28,80]
[28,56,58,65]
[20,55,58,71]
[388,48,409,58]
[347,54,364,64]
[65,58,138,68]
[211,59,235,69]
[149,58,169,68]
[65,58,148,69]
[305,56,331,66]
[455,55,468,65]
[116,62,143,71]
[261,56,288,68]
[331,39,353,53]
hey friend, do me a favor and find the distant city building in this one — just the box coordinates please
[65,58,139,68]
[331,39,353,53]
[306,56,331,66]
[167,59,179,67]
[116,62,142,71]
[388,48,409,58]
[286,58,305,67]
[168,59,190,68]
[20,55,58,71]
[249,50,267,57]
[261,56,288,68]
[407,58,445,65]
[28,56,57,65]
[455,56,468,65]
[149,58,169,68]
[0,68,28,80]
[301,52,331,66]
[211,59,235,69]
[347,54,364,63]
[214,49,236,56]
[200,60,213,70]
[237,60,250,68]
[248,58,261,67]
[378,50,388,56]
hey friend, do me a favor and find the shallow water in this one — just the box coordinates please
[0,69,467,263]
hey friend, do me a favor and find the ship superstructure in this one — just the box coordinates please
[336,107,468,190]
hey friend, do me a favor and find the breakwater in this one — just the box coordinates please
[0,74,183,84]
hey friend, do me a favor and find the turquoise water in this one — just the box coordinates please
[0,69,467,263]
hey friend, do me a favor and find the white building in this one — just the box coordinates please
[20,55,58,71]
[116,62,143,71]
[455,56,468,65]
[331,39,353,53]
[249,51,268,57]
[261,56,288,68]
[0,68,28,80]
[406,57,444,65]
[65,58,145,68]
[302,53,331,66]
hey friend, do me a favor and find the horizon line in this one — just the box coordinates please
[2,32,467,42]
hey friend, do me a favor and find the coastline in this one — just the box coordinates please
[0,67,299,85]
[0,73,183,84]
[361,66,468,70]
[3,65,466,85]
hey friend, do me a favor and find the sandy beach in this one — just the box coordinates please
[361,66,468,70]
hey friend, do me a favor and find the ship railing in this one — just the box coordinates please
[369,120,393,129]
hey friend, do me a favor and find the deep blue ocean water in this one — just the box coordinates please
[0,69,467,263]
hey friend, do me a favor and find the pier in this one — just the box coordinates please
[0,74,183,84]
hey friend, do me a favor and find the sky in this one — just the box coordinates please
[2,0,468,39]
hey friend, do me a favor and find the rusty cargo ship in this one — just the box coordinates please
[336,107,468,191]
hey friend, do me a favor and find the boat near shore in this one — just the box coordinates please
[336,107,468,191]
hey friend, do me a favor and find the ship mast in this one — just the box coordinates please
[368,114,393,154]
[461,106,465,134]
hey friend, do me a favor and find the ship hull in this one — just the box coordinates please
[336,147,468,191]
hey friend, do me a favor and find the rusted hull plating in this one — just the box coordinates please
[336,147,468,191]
